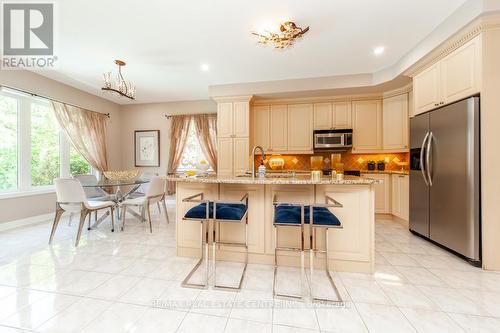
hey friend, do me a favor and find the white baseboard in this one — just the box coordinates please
[0,213,54,232]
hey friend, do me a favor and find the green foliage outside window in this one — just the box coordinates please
[0,95,17,190]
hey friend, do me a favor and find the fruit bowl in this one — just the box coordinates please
[103,170,139,182]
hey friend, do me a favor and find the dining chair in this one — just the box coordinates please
[120,176,168,232]
[128,172,164,215]
[49,178,116,246]
[69,174,111,226]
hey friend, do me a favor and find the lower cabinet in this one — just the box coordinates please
[362,173,391,213]
[392,174,409,221]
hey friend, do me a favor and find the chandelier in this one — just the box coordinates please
[252,21,309,49]
[102,60,136,100]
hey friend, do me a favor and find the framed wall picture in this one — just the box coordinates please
[135,130,160,167]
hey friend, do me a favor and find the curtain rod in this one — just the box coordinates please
[164,112,216,119]
[0,84,111,118]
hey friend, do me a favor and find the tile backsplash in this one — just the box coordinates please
[255,151,409,172]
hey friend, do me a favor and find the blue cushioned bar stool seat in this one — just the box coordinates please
[182,192,249,290]
[308,196,344,303]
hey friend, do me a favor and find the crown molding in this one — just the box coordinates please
[211,95,253,103]
[404,13,500,78]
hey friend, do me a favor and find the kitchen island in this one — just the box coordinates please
[167,174,378,273]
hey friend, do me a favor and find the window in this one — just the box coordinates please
[0,88,92,194]
[0,94,18,190]
[31,102,60,186]
[178,119,211,171]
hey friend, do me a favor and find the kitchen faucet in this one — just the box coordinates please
[251,146,266,180]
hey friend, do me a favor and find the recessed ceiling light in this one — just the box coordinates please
[200,63,210,71]
[373,46,385,56]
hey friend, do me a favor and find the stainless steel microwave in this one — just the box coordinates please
[313,129,353,151]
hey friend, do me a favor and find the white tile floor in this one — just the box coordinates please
[1,199,500,332]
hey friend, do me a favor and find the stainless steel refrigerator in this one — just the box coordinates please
[409,97,480,265]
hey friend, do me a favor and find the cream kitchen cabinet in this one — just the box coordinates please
[362,173,391,214]
[392,174,409,221]
[287,104,313,152]
[413,35,481,116]
[270,105,288,151]
[217,101,249,138]
[217,137,249,176]
[352,100,382,152]
[382,94,409,151]
[252,105,270,150]
[251,104,287,153]
[313,102,352,130]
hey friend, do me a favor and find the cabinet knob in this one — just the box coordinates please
[440,102,444,105]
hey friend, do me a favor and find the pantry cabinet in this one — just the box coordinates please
[216,97,252,176]
[392,174,409,221]
[382,94,409,151]
[287,104,313,152]
[413,35,481,116]
[352,100,383,152]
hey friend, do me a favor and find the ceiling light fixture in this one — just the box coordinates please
[373,46,385,56]
[252,21,309,49]
[102,60,136,100]
[200,63,210,72]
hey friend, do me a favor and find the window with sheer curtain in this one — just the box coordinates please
[0,88,92,193]
[177,119,211,171]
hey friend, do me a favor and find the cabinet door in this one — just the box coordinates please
[413,63,441,115]
[217,137,233,176]
[233,137,249,176]
[408,90,415,118]
[441,37,481,104]
[401,175,409,221]
[383,94,409,151]
[363,174,391,213]
[270,105,288,151]
[252,105,270,150]
[287,104,313,152]
[313,103,332,130]
[233,101,249,137]
[217,102,234,137]
[391,175,401,217]
[352,100,382,152]
[333,101,352,129]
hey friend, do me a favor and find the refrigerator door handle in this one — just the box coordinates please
[426,132,434,186]
[420,131,430,186]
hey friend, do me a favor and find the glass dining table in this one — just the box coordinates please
[80,178,149,229]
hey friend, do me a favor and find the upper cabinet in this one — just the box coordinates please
[252,105,270,150]
[352,100,382,152]
[382,94,409,151]
[270,105,288,151]
[287,104,313,152]
[313,102,351,130]
[413,35,481,116]
[217,101,249,138]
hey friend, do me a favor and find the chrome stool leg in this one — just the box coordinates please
[310,226,343,303]
[181,219,210,289]
[272,204,306,301]
[212,199,249,291]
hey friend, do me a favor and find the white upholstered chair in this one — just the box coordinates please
[69,174,112,226]
[49,178,116,246]
[120,176,168,232]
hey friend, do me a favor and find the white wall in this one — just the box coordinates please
[119,100,216,175]
[0,70,122,223]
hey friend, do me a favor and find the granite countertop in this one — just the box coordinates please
[165,174,380,185]
[361,170,409,175]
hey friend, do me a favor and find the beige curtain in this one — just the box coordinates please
[193,114,217,171]
[167,115,191,193]
[51,101,109,172]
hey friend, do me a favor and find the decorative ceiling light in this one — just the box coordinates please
[252,21,309,49]
[102,60,136,100]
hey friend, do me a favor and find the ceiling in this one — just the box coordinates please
[34,0,468,104]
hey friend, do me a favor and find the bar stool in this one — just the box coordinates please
[272,196,308,300]
[212,194,249,290]
[181,192,249,290]
[309,195,343,303]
